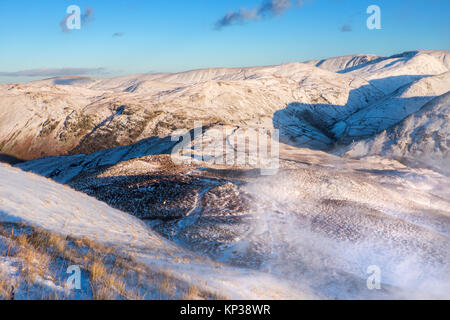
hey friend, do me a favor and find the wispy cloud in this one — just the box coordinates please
[0,68,108,78]
[215,0,306,30]
[340,24,352,32]
[112,32,125,38]
[60,7,95,33]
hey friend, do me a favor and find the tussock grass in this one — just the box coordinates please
[0,269,16,300]
[0,222,223,300]
[0,223,147,300]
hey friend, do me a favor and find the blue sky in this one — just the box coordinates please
[0,0,449,83]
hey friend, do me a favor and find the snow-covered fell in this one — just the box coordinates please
[304,54,380,72]
[2,50,450,299]
[0,163,309,299]
[1,50,449,162]
[11,143,450,299]
[342,91,450,174]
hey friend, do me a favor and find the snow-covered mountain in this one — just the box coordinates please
[1,50,448,162]
[0,62,377,159]
[1,50,450,300]
[304,54,381,72]
[333,72,450,143]
[1,163,309,300]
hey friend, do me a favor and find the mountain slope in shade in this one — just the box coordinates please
[342,91,450,174]
[332,72,450,143]
[0,50,449,162]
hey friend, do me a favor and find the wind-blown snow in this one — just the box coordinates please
[0,163,313,299]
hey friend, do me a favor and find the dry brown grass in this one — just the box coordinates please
[182,285,201,300]
[0,222,225,300]
[0,223,145,300]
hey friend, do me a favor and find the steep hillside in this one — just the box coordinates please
[305,54,381,72]
[1,50,448,168]
[342,92,450,174]
[0,163,307,300]
[13,141,450,299]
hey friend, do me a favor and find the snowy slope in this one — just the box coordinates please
[342,91,450,174]
[2,49,450,300]
[333,72,450,142]
[0,61,381,159]
[1,50,448,165]
[12,143,450,299]
[342,51,450,94]
[0,163,313,299]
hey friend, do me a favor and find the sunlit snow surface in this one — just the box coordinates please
[1,50,450,299]
[7,140,450,299]
[0,164,312,300]
[158,157,450,299]
[15,147,449,299]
